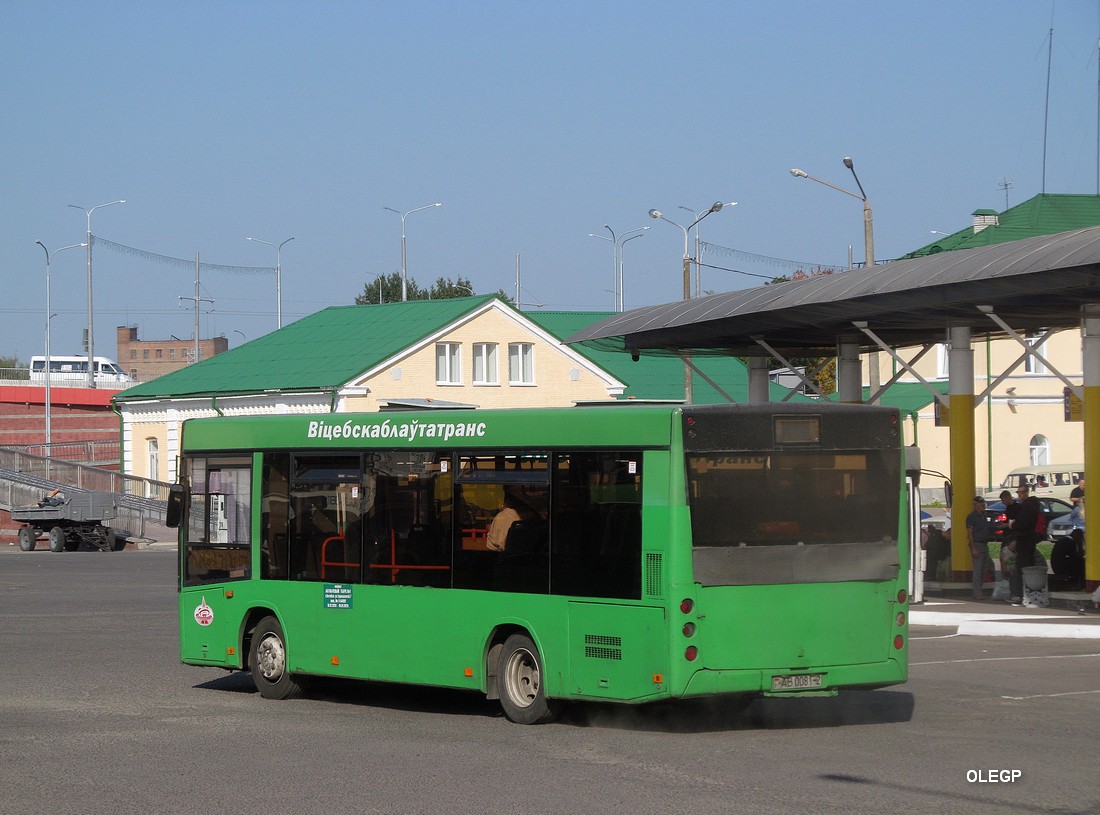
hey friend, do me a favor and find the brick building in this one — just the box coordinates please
[116,326,229,382]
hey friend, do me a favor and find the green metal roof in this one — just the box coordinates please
[528,311,806,403]
[903,194,1100,258]
[116,297,807,405]
[823,380,947,417]
[114,296,498,400]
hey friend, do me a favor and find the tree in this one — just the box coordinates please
[426,276,475,299]
[355,273,475,304]
[763,269,837,395]
[0,355,27,379]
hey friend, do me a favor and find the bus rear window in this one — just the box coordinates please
[687,450,899,547]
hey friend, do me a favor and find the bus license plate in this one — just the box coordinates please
[771,673,823,691]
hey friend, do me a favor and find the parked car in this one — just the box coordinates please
[983,497,1073,541]
[1047,506,1084,540]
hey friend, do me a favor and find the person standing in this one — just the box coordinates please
[1070,478,1085,509]
[965,496,994,600]
[1008,485,1042,605]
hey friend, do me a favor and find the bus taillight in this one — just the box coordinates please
[680,598,694,614]
[682,622,696,638]
[684,646,698,661]
[896,612,906,627]
[897,589,907,604]
[893,635,904,650]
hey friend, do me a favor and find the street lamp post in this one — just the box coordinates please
[790,157,877,397]
[679,201,736,296]
[35,241,86,450]
[618,229,648,312]
[68,200,125,388]
[588,225,650,311]
[648,201,732,403]
[383,203,442,301]
[789,161,874,267]
[246,236,295,329]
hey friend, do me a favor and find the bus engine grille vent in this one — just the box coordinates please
[584,634,623,661]
[644,552,663,597]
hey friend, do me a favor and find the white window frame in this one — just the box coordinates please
[436,342,461,385]
[1024,334,1047,375]
[508,342,535,385]
[472,343,498,386]
[1029,434,1051,466]
[935,342,949,379]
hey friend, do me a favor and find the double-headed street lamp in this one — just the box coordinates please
[789,157,874,267]
[588,225,649,312]
[68,199,126,388]
[790,156,877,398]
[678,201,737,297]
[383,202,442,302]
[35,240,86,449]
[648,201,733,403]
[246,236,295,329]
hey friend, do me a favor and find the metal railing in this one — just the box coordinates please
[0,447,169,500]
[0,367,155,387]
[0,447,172,541]
[2,440,120,466]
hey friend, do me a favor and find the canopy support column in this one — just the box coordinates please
[837,339,862,404]
[948,326,976,580]
[747,357,770,403]
[1083,305,1100,590]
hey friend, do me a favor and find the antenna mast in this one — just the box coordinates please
[1042,26,1053,193]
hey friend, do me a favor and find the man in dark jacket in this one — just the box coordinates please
[1008,485,1042,605]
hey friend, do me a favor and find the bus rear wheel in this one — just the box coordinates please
[249,616,303,700]
[497,634,561,725]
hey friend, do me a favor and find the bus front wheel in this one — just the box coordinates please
[497,634,561,725]
[249,617,303,700]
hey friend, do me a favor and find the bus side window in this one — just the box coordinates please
[550,452,642,600]
[288,455,362,583]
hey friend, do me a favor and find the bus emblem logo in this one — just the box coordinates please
[194,597,214,627]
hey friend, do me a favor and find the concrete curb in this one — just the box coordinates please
[957,619,1100,639]
[910,607,1100,639]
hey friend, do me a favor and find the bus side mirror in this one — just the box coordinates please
[165,483,186,529]
[943,480,953,508]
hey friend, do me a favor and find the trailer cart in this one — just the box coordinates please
[13,492,120,552]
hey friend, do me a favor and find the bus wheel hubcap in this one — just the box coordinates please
[256,634,285,681]
[504,648,539,708]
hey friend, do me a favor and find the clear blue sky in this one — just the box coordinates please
[4,1,1099,364]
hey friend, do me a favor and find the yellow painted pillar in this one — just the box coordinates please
[949,326,976,580]
[1083,306,1100,589]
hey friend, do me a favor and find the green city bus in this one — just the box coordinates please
[170,403,911,724]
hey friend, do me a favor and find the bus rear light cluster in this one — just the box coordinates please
[680,598,694,614]
[682,622,696,638]
[893,635,904,650]
[684,646,698,661]
[897,589,908,604]
[896,612,906,627]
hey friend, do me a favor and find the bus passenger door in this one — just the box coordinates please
[180,586,238,666]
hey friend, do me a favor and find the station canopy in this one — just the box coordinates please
[567,226,1100,358]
